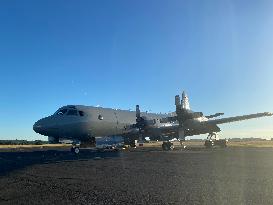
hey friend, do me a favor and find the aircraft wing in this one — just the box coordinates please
[206,112,273,125]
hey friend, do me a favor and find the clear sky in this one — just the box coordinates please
[0,0,273,140]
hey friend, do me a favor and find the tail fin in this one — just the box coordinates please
[181,91,190,110]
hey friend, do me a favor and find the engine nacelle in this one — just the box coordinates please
[188,112,203,119]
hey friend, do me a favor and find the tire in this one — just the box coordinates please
[162,143,168,151]
[162,142,166,150]
[162,142,173,151]
[205,140,214,148]
[74,147,80,154]
[71,146,80,154]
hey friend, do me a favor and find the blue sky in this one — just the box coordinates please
[0,0,273,140]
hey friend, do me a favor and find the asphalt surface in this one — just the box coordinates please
[0,147,273,205]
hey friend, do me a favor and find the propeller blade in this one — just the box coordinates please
[178,128,185,140]
[175,95,181,107]
[136,105,140,119]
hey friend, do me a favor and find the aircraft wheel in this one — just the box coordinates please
[162,142,173,151]
[74,147,80,154]
[180,141,187,149]
[71,146,80,154]
[162,142,168,150]
[170,144,174,150]
[204,140,214,148]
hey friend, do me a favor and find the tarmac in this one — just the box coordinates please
[1,146,273,204]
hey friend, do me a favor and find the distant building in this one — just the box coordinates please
[59,139,73,144]
[188,138,204,141]
[228,138,241,141]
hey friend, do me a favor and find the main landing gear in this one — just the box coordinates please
[161,136,186,151]
[70,137,96,154]
[71,146,80,154]
[204,133,227,148]
[161,140,186,151]
[162,141,174,151]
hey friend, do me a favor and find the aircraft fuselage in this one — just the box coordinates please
[33,105,173,141]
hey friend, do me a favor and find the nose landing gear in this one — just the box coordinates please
[70,137,96,154]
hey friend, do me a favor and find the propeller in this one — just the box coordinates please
[135,105,145,141]
[134,105,156,141]
[134,93,191,141]
[175,94,186,140]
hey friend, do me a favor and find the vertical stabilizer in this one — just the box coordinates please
[181,91,190,110]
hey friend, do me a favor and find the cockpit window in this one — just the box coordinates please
[67,109,78,116]
[57,109,67,115]
[79,111,85,116]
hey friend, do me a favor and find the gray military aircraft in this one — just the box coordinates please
[33,91,272,152]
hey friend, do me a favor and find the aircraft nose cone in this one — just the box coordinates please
[33,120,43,134]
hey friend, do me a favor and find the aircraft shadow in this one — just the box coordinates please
[0,149,120,176]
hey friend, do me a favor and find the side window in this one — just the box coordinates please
[79,111,85,116]
[67,109,78,116]
[57,109,67,115]
[98,114,103,120]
